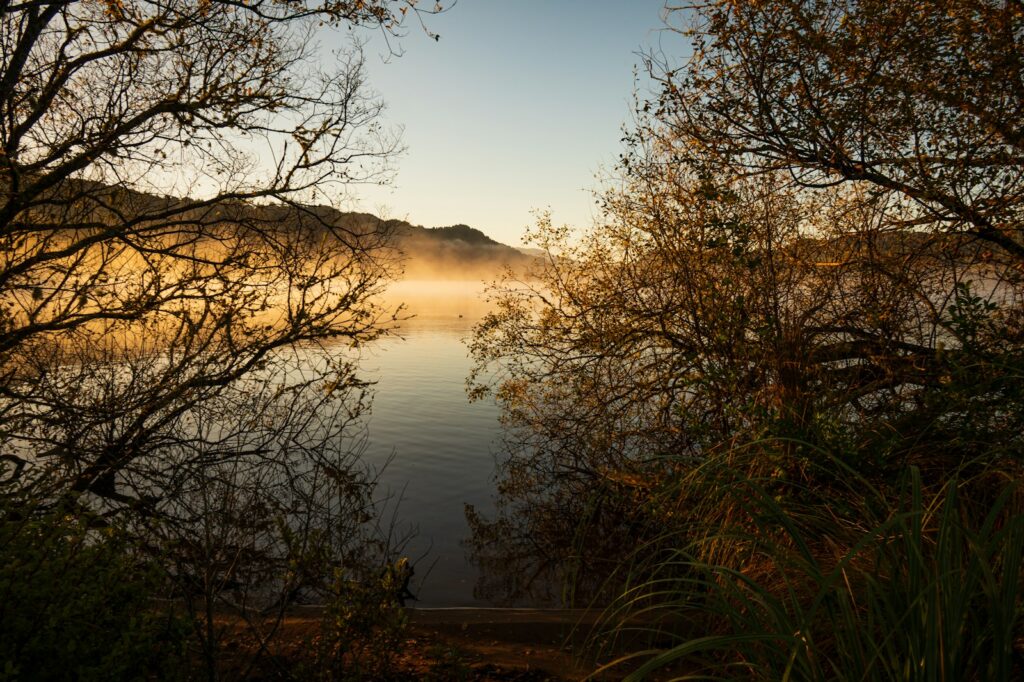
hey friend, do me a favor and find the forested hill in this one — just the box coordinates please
[329,211,533,279]
[33,180,533,280]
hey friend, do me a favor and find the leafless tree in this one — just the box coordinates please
[0,0,447,512]
[0,0,444,671]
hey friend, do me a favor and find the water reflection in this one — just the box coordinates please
[358,285,500,607]
[356,280,608,607]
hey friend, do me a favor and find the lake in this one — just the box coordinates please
[360,281,502,607]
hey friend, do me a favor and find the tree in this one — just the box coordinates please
[467,0,1024,603]
[0,0,442,672]
[653,0,1024,259]
[644,0,1024,462]
[0,0,442,512]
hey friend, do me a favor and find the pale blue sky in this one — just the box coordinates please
[324,1,673,246]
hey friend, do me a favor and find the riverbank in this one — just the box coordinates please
[216,607,615,680]
[404,608,607,680]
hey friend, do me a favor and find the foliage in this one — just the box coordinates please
[305,558,413,680]
[595,455,1024,681]
[467,0,1024,606]
[0,500,186,681]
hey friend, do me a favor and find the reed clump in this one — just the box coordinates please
[593,445,1024,681]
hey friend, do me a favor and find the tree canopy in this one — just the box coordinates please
[467,0,1024,605]
[0,0,446,511]
[0,0,443,672]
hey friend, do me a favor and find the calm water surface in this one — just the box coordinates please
[359,285,501,607]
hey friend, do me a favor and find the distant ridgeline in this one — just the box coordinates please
[25,179,535,280]
[332,212,535,279]
[27,179,990,282]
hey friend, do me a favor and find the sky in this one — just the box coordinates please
[321,0,673,247]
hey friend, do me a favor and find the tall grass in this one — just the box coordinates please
[593,450,1024,681]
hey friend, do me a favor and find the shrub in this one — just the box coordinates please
[597,458,1024,681]
[304,559,412,681]
[0,502,186,681]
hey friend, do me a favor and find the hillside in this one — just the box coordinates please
[327,211,533,279]
[30,180,533,280]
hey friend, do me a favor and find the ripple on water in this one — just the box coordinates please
[356,318,502,607]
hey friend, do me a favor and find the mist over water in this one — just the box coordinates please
[378,278,501,320]
[359,280,501,607]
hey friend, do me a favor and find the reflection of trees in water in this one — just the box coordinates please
[465,468,653,607]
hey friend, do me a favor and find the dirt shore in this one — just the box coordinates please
[406,608,610,680]
[257,607,620,680]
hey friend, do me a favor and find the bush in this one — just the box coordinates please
[0,502,186,681]
[305,559,412,680]
[597,457,1024,681]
